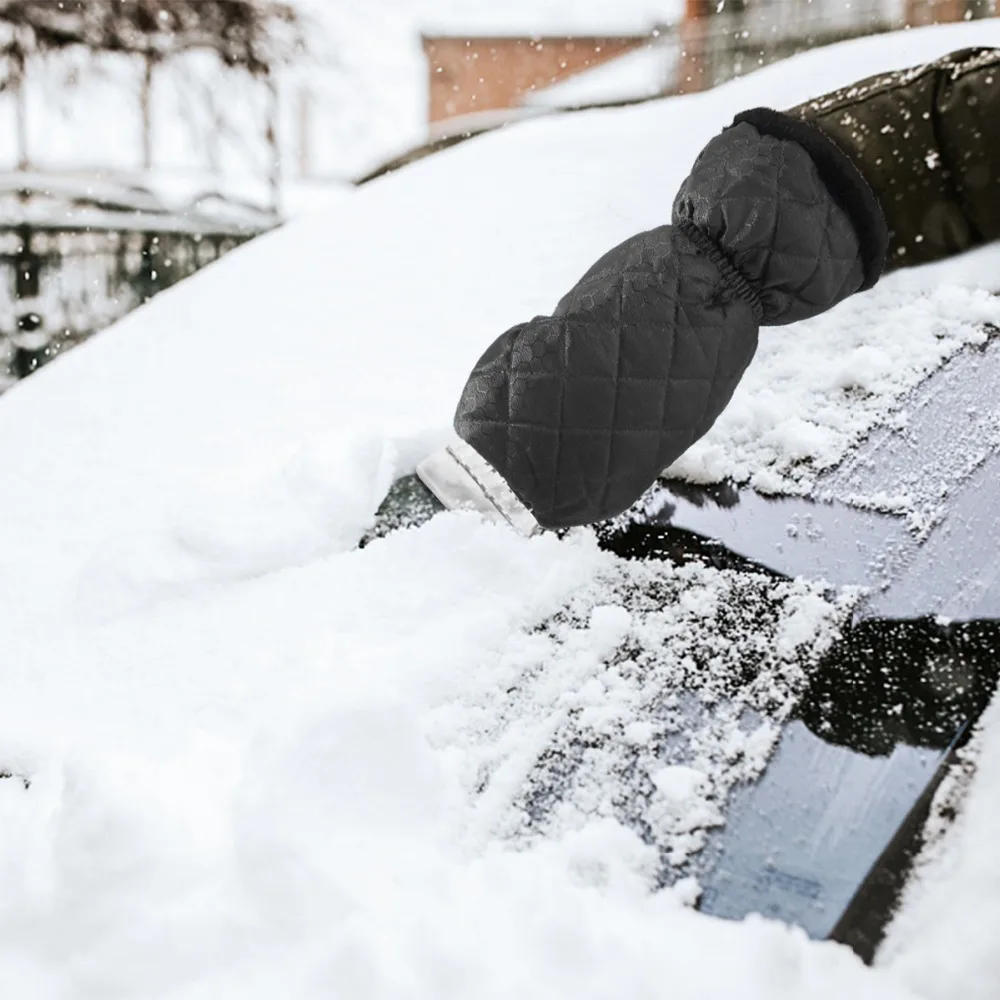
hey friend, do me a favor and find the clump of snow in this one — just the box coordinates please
[429,554,852,869]
[670,280,1000,497]
[79,430,405,620]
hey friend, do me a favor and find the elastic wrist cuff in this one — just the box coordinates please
[732,107,888,290]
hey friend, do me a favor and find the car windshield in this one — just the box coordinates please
[370,327,1000,958]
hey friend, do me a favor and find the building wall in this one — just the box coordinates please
[422,35,650,123]
[675,0,994,96]
[904,0,978,26]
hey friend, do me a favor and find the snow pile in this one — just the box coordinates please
[0,21,999,998]
[0,520,894,999]
[80,431,401,620]
[671,275,1000,496]
[430,557,852,868]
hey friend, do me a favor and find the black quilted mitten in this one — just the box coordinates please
[455,118,886,529]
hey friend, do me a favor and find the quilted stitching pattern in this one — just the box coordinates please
[673,124,866,325]
[454,123,866,529]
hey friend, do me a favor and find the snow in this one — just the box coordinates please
[0,19,999,999]
[418,0,683,37]
[286,0,431,180]
[671,277,1000,497]
[520,41,678,109]
[878,695,1000,1000]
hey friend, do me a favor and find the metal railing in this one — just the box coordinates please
[0,175,278,386]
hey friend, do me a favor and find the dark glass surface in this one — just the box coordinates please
[600,506,1000,942]
[591,338,1000,947]
[696,619,998,944]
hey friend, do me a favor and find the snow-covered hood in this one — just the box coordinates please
[1,20,1000,1000]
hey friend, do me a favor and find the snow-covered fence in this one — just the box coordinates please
[0,173,277,385]
[0,2,308,386]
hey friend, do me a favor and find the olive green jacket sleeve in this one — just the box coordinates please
[788,47,1000,270]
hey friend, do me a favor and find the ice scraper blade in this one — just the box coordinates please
[415,438,540,538]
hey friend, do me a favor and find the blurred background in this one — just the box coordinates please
[0,0,993,386]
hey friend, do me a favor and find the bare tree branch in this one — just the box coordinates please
[0,0,306,84]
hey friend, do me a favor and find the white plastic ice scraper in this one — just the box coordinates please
[416,438,541,537]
